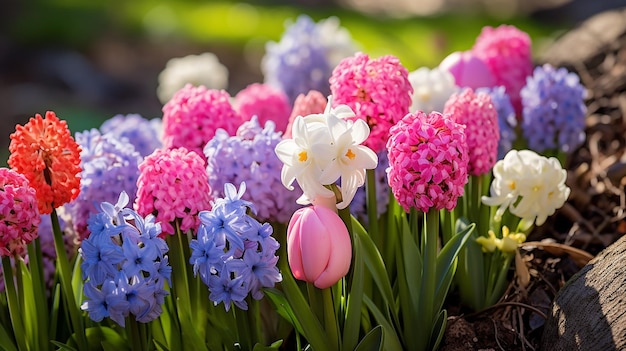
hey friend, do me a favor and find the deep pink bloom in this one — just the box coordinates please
[386,111,469,213]
[287,205,351,289]
[162,84,243,157]
[444,89,499,176]
[283,90,327,139]
[330,52,413,153]
[0,168,41,257]
[235,83,292,133]
[135,147,212,236]
[472,25,533,115]
[439,51,496,89]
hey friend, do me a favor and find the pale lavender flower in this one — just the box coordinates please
[477,86,517,160]
[100,114,163,158]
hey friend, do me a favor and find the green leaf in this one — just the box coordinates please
[279,260,332,350]
[453,217,485,310]
[354,326,383,351]
[342,229,365,351]
[86,326,129,350]
[264,288,304,335]
[427,309,447,351]
[0,322,18,351]
[50,340,78,351]
[401,218,422,314]
[352,217,399,327]
[153,339,170,351]
[362,296,403,351]
[252,340,284,351]
[435,219,475,311]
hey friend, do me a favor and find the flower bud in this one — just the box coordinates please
[286,205,352,289]
[439,51,495,90]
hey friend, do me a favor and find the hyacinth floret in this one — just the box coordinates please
[204,116,300,223]
[408,66,458,114]
[444,88,499,176]
[135,147,212,235]
[80,191,171,326]
[330,52,413,153]
[189,182,281,311]
[234,83,292,133]
[262,15,355,103]
[386,111,469,213]
[8,111,81,214]
[162,84,242,157]
[0,168,40,257]
[476,86,517,160]
[472,24,533,114]
[63,129,142,241]
[521,64,587,154]
[100,114,163,158]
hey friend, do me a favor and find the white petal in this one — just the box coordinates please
[350,119,371,145]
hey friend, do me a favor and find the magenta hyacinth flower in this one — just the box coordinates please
[0,168,40,257]
[162,84,243,157]
[234,83,292,133]
[439,51,496,90]
[386,111,469,213]
[472,25,533,115]
[444,89,499,176]
[287,205,352,289]
[330,52,413,153]
[283,90,328,139]
[135,147,212,235]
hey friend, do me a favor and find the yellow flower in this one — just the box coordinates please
[476,230,498,253]
[495,226,526,254]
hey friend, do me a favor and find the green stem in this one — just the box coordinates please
[51,209,87,350]
[420,210,439,335]
[366,169,380,249]
[235,306,252,351]
[322,287,340,351]
[27,238,49,350]
[2,256,27,351]
[306,283,323,324]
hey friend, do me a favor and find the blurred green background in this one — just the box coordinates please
[0,0,611,166]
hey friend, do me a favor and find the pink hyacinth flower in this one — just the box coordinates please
[472,25,533,115]
[135,147,212,235]
[439,51,496,90]
[0,168,41,257]
[162,84,243,157]
[235,83,292,133]
[330,52,413,153]
[387,111,469,213]
[287,205,352,289]
[444,88,499,176]
[283,90,328,139]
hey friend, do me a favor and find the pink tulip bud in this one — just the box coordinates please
[286,205,352,289]
[439,51,495,90]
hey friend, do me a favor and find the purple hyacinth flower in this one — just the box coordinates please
[521,64,587,154]
[477,86,518,160]
[100,114,162,157]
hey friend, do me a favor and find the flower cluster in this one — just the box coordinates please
[387,111,469,212]
[472,24,533,114]
[262,15,356,103]
[439,51,496,89]
[476,86,517,160]
[0,168,40,257]
[275,98,378,209]
[408,67,458,114]
[521,64,587,154]
[189,183,281,311]
[204,117,301,223]
[330,52,413,152]
[444,88,499,176]
[157,52,229,104]
[80,192,171,326]
[8,111,82,214]
[482,149,570,229]
[135,147,212,235]
[162,84,242,157]
[234,83,292,133]
[63,129,143,241]
[99,114,163,158]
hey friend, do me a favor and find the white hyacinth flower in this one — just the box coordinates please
[482,149,570,230]
[157,52,228,104]
[275,96,377,208]
[408,67,458,114]
[316,16,359,68]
